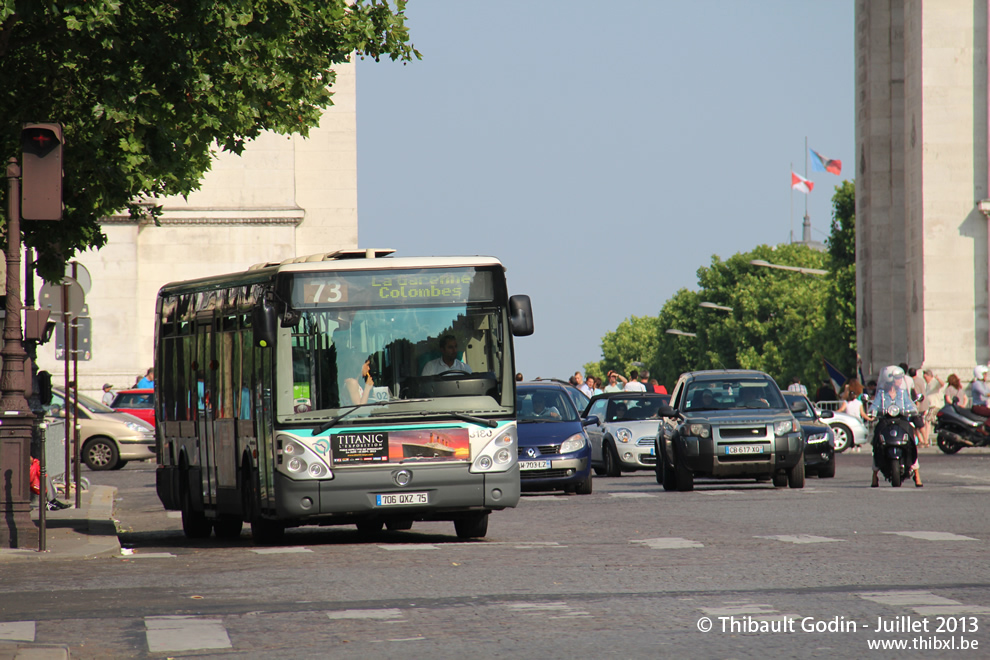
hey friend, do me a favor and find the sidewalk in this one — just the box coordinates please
[0,486,118,659]
[0,485,120,562]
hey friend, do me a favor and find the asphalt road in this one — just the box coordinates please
[2,448,990,659]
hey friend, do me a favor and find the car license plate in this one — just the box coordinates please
[519,460,550,470]
[376,492,428,506]
[725,445,764,455]
[650,446,655,455]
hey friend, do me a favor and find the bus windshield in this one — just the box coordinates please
[277,269,511,422]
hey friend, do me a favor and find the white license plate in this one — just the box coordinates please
[725,444,764,455]
[376,492,428,506]
[519,460,550,471]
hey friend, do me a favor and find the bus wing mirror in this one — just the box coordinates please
[509,294,534,336]
[252,300,278,348]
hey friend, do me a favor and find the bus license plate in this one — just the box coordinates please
[519,460,550,470]
[725,445,764,455]
[376,492,428,506]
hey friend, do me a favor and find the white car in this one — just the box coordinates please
[823,409,870,452]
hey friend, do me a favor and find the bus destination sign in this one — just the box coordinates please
[290,268,494,308]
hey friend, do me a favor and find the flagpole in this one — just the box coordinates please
[803,137,810,242]
[789,162,794,243]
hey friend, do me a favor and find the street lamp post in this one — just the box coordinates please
[749,259,828,276]
[699,302,734,312]
[665,329,698,338]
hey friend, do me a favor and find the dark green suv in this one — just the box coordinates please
[655,370,806,491]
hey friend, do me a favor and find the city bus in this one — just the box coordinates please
[154,249,533,543]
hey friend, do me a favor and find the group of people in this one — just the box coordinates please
[570,369,668,397]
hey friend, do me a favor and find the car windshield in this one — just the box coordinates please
[516,387,579,422]
[50,390,116,414]
[783,393,815,420]
[683,378,786,411]
[602,395,667,422]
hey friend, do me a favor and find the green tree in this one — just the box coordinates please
[0,1,419,281]
[822,180,856,378]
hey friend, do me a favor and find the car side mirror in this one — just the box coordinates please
[789,400,808,413]
[819,410,834,419]
[582,415,600,427]
[657,404,676,417]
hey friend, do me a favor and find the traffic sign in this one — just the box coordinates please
[38,277,85,317]
[54,316,91,361]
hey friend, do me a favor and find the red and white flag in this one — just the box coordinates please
[791,171,814,194]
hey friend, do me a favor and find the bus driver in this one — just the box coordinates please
[421,335,472,376]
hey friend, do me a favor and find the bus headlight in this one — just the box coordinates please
[276,435,333,481]
[471,425,517,473]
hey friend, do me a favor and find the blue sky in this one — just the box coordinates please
[357,1,854,383]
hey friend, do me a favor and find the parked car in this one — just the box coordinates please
[516,382,595,494]
[582,392,670,476]
[110,388,155,427]
[46,388,156,471]
[783,392,836,478]
[656,370,806,491]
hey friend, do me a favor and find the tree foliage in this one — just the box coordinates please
[0,0,419,281]
[590,183,857,391]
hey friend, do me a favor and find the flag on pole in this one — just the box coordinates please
[809,148,842,175]
[791,171,814,194]
[823,358,847,395]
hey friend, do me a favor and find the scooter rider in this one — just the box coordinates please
[868,366,924,487]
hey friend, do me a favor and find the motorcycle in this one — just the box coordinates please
[870,366,920,488]
[934,400,990,454]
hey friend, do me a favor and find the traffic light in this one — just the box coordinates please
[20,122,63,221]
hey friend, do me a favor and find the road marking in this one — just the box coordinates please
[959,486,990,491]
[371,637,427,642]
[936,471,990,483]
[858,591,961,607]
[631,537,704,549]
[145,616,231,653]
[377,544,440,551]
[505,601,591,618]
[756,534,843,544]
[165,511,181,518]
[125,552,176,559]
[882,531,979,541]
[251,547,314,554]
[697,490,743,495]
[857,590,990,615]
[699,602,800,622]
[0,621,34,642]
[523,495,572,501]
[327,609,404,620]
[609,492,658,498]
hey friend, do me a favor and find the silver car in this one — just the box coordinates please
[48,388,156,470]
[824,409,870,452]
[583,392,670,476]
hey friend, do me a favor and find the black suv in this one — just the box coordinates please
[655,370,806,491]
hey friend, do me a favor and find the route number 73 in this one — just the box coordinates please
[303,282,347,304]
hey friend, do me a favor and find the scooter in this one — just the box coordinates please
[873,412,918,487]
[934,401,990,454]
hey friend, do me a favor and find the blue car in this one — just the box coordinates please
[516,382,595,494]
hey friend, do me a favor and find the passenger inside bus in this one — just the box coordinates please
[340,354,375,406]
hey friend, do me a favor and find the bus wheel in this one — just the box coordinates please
[243,462,285,545]
[181,489,213,539]
[214,515,243,540]
[454,513,489,539]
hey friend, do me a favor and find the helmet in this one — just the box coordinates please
[976,365,989,380]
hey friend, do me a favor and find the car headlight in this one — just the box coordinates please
[125,421,152,433]
[807,433,829,444]
[615,427,633,443]
[774,420,799,436]
[560,433,587,454]
[687,423,711,438]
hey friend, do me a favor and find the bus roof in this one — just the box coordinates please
[158,251,507,296]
